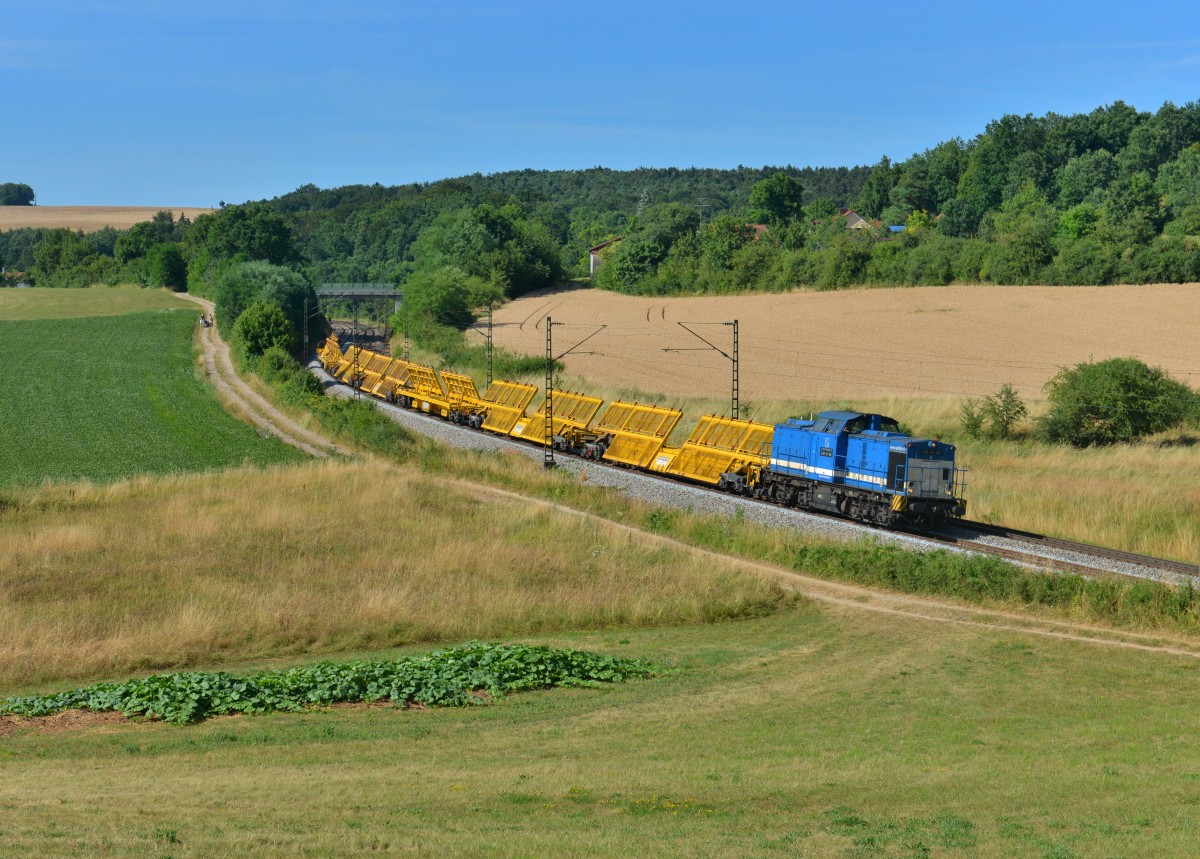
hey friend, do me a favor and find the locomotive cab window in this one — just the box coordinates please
[878,418,901,433]
[844,417,868,434]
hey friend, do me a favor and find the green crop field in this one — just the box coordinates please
[0,292,302,486]
[0,285,193,321]
[5,610,1200,857]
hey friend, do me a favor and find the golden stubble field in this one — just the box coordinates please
[0,205,213,232]
[483,283,1200,403]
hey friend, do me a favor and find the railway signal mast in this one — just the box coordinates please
[467,302,494,387]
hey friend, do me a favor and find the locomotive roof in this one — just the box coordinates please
[818,410,903,424]
[820,410,865,420]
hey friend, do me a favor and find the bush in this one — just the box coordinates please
[959,384,1027,440]
[959,398,986,438]
[981,383,1028,439]
[145,242,187,291]
[232,300,296,359]
[1039,357,1197,446]
[214,260,318,353]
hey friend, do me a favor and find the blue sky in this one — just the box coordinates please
[5,0,1200,205]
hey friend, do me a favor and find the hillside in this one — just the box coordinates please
[5,274,1200,856]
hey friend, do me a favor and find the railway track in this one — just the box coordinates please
[312,362,1197,586]
[935,520,1199,582]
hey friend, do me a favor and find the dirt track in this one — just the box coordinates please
[482,283,1200,401]
[180,293,351,458]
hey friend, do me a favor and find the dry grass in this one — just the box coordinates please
[0,205,213,233]
[486,283,1200,401]
[963,433,1200,560]
[0,459,789,691]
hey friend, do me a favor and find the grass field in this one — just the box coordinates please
[0,205,213,232]
[0,289,302,486]
[5,609,1200,857]
[0,284,192,320]
[0,460,788,689]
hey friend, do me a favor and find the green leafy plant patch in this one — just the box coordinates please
[0,642,660,725]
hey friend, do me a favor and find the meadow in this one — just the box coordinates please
[0,459,787,689]
[5,608,1200,857]
[0,284,191,320]
[0,288,302,486]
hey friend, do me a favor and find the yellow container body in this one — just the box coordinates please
[659,415,772,486]
[510,390,603,443]
[594,402,683,468]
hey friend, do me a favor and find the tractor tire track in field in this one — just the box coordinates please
[179,293,351,459]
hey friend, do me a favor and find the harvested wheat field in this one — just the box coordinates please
[484,283,1200,403]
[0,205,213,232]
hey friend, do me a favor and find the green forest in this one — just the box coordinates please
[5,100,1200,345]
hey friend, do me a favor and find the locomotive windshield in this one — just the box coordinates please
[845,415,902,434]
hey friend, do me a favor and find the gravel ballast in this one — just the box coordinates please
[312,363,1189,584]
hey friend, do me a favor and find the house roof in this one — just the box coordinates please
[588,236,625,254]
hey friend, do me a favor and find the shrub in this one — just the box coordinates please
[213,260,318,353]
[981,384,1028,439]
[959,384,1027,440]
[959,398,986,439]
[1039,357,1197,446]
[233,300,296,360]
[145,243,187,291]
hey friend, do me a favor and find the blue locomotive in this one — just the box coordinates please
[757,410,966,528]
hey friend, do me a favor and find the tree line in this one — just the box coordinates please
[596,101,1200,293]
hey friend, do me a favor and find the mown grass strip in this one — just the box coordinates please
[0,642,661,725]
